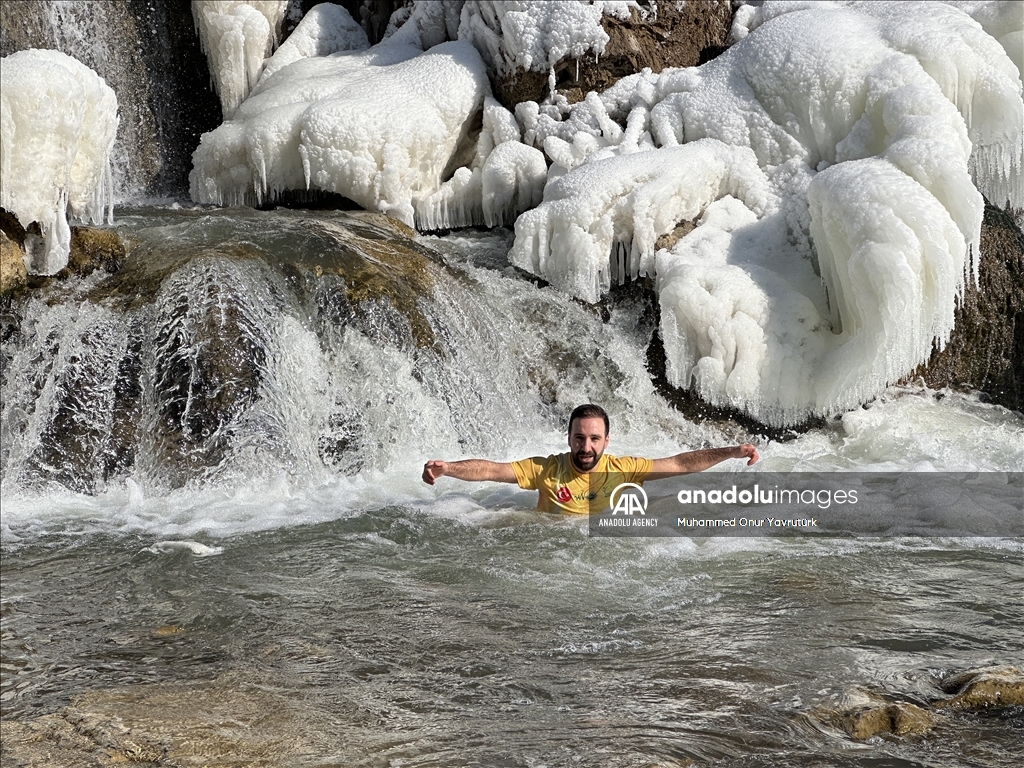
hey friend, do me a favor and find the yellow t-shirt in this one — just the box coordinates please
[510,453,653,515]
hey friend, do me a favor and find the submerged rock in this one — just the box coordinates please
[0,678,311,767]
[935,665,1024,711]
[810,687,937,740]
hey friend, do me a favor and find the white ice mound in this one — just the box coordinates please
[415,95,548,229]
[193,0,289,118]
[0,49,118,275]
[259,3,369,83]
[190,39,490,228]
[513,1,1023,426]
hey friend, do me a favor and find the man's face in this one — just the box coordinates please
[568,416,609,472]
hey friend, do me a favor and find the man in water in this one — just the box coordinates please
[421,403,759,514]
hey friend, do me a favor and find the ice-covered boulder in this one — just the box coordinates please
[259,2,369,82]
[511,1,1023,426]
[0,49,118,275]
[190,33,502,229]
[193,0,289,118]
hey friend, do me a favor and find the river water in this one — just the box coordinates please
[2,207,1022,767]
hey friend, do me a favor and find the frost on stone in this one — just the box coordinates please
[0,49,118,275]
[512,1,1022,425]
[190,38,490,229]
[193,0,289,118]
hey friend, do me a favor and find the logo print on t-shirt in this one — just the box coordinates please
[555,486,572,503]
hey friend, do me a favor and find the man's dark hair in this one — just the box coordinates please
[568,403,609,437]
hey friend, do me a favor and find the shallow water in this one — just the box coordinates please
[3,508,1022,767]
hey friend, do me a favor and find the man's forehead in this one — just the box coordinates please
[571,416,607,436]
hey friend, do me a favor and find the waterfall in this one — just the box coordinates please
[0,0,222,201]
[0,208,708,494]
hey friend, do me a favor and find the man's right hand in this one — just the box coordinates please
[422,460,447,485]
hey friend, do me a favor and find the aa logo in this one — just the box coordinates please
[610,483,648,516]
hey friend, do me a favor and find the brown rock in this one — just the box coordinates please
[67,226,127,277]
[1,229,28,296]
[1,678,310,767]
[911,202,1024,412]
[935,665,1024,711]
[810,688,937,740]
[494,0,735,109]
[654,220,697,252]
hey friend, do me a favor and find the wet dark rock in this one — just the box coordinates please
[494,0,734,110]
[911,202,1024,413]
[279,211,441,349]
[147,256,275,484]
[66,227,126,277]
[935,666,1024,711]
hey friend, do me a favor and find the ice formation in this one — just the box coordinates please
[190,36,491,227]
[415,96,547,229]
[259,3,369,82]
[190,0,643,229]
[188,0,1022,425]
[0,49,118,274]
[512,1,1023,425]
[459,0,636,79]
[193,0,289,118]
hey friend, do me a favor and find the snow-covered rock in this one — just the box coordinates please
[512,1,1023,425]
[0,49,118,275]
[190,38,490,228]
[259,2,369,83]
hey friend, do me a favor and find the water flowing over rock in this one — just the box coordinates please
[2,0,1021,436]
[935,666,1024,710]
[0,210,456,491]
[810,687,937,740]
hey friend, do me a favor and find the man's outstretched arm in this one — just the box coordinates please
[650,444,758,475]
[422,459,518,485]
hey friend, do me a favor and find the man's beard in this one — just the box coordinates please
[572,450,600,471]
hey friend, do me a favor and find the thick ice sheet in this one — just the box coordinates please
[0,49,118,274]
